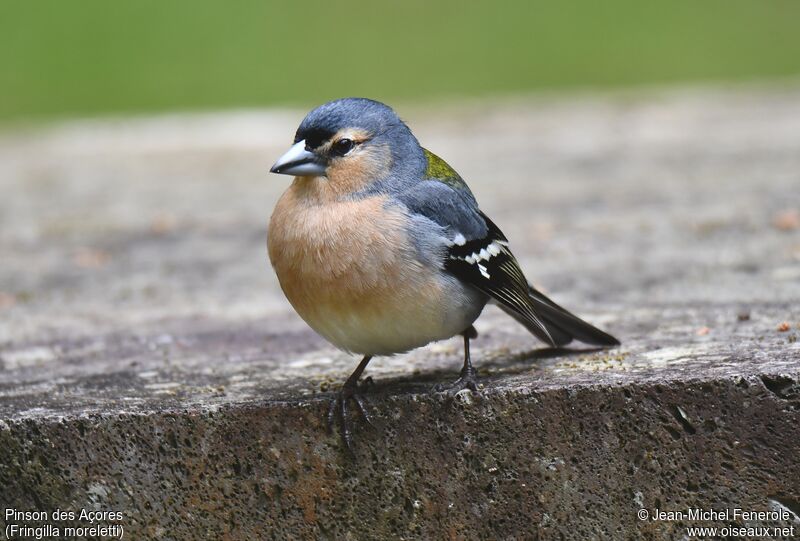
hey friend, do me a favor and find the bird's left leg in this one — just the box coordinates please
[435,325,480,393]
[327,355,373,450]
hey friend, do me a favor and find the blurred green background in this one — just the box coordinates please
[2,0,800,122]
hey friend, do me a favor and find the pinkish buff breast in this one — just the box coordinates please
[268,188,460,354]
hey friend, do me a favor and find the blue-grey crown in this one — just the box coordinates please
[294,98,410,148]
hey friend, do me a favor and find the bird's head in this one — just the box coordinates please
[270,98,423,194]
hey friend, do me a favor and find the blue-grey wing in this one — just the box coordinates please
[396,150,619,347]
[396,180,487,241]
[395,180,559,346]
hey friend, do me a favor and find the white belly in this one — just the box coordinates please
[304,273,485,355]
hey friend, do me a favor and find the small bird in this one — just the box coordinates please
[268,98,618,449]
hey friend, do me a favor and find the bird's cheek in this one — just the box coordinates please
[325,152,385,195]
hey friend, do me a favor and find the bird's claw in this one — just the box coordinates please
[433,367,481,395]
[359,376,374,393]
[326,381,373,451]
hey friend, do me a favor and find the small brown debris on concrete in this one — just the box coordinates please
[151,214,177,235]
[72,247,111,269]
[777,321,791,332]
[0,292,16,309]
[773,209,800,231]
[737,311,751,322]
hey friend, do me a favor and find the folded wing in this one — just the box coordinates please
[397,166,618,347]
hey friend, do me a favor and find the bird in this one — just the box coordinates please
[268,97,619,449]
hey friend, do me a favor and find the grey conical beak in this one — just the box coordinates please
[270,140,326,177]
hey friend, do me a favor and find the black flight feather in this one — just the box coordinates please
[445,212,619,347]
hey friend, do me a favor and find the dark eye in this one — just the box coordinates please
[331,138,355,156]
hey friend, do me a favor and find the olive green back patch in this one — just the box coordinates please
[423,148,465,189]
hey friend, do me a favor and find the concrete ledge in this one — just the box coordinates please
[2,307,799,539]
[2,87,800,539]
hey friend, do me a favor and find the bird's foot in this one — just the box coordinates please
[434,366,481,395]
[327,378,373,451]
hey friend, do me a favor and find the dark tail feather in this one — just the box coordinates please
[497,286,620,347]
[496,303,572,347]
[527,285,620,346]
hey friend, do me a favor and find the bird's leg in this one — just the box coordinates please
[327,355,373,450]
[453,329,480,391]
[435,326,481,393]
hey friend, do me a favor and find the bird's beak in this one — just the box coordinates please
[270,140,326,177]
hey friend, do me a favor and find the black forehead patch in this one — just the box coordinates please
[294,127,335,149]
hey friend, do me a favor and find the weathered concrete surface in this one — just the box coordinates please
[1,86,799,539]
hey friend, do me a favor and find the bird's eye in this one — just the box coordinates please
[331,138,355,156]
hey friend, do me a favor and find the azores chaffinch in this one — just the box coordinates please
[268,98,618,449]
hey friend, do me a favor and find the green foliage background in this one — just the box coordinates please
[2,0,800,121]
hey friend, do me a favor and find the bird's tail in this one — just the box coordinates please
[497,285,619,347]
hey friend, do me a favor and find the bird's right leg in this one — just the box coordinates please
[327,355,373,450]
